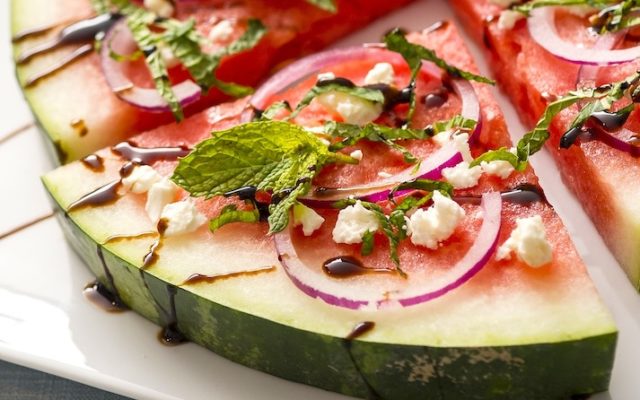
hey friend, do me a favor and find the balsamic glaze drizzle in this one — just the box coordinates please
[81,154,105,172]
[343,321,381,399]
[111,141,191,164]
[182,266,276,285]
[322,256,395,278]
[24,44,94,88]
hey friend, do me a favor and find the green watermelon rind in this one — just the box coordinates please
[42,175,617,400]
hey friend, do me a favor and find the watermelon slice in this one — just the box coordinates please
[450,0,640,289]
[42,23,616,399]
[11,0,412,163]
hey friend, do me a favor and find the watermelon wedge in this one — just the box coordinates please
[42,22,616,399]
[450,0,640,289]
[11,0,412,163]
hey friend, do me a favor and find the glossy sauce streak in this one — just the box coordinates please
[83,281,127,313]
[12,24,57,43]
[224,185,270,220]
[142,219,168,269]
[71,118,89,137]
[343,321,381,399]
[182,266,276,285]
[103,231,158,244]
[158,285,188,346]
[24,43,94,88]
[81,154,105,172]
[111,141,191,164]
[455,184,547,206]
[322,256,395,278]
[67,180,122,212]
[16,13,121,64]
[590,110,630,132]
[423,87,449,108]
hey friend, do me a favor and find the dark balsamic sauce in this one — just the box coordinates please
[103,231,158,244]
[71,118,89,137]
[83,281,127,313]
[590,110,630,132]
[158,285,188,346]
[12,24,57,43]
[423,20,449,35]
[322,256,394,278]
[24,43,94,88]
[315,76,413,112]
[67,180,122,212]
[343,321,381,400]
[81,154,105,172]
[16,13,122,64]
[224,185,270,221]
[111,141,191,164]
[454,184,547,206]
[423,87,449,108]
[142,219,168,269]
[96,245,126,309]
[182,266,276,285]
[560,126,588,149]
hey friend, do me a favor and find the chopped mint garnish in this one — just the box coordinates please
[305,0,337,12]
[209,204,260,232]
[91,0,110,14]
[513,0,640,34]
[471,70,640,170]
[288,79,385,120]
[259,101,292,121]
[172,120,356,234]
[383,29,494,124]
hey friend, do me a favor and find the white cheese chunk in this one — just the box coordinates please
[145,178,179,222]
[364,62,395,85]
[208,20,234,42]
[407,191,465,250]
[496,215,553,268]
[432,131,473,162]
[293,204,325,236]
[481,159,515,179]
[442,161,482,189]
[121,165,162,194]
[498,10,525,30]
[160,199,207,237]
[349,149,363,161]
[144,0,174,18]
[317,92,383,126]
[332,201,380,244]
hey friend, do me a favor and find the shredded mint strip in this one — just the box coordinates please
[471,70,640,170]
[383,29,494,124]
[305,0,337,12]
[172,120,355,233]
[209,205,260,232]
[513,0,640,33]
[91,0,110,14]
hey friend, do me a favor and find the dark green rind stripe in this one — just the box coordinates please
[43,180,616,400]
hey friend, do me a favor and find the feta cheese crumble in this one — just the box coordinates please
[349,149,364,161]
[208,20,234,42]
[481,159,515,179]
[496,215,553,268]
[407,191,465,250]
[442,162,482,189]
[160,199,207,237]
[146,178,179,222]
[317,92,383,125]
[144,0,174,18]
[293,203,325,236]
[122,165,162,194]
[364,62,395,85]
[332,201,380,244]
[432,131,473,162]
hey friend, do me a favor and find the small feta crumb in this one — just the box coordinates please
[122,165,162,194]
[145,178,179,222]
[317,72,336,81]
[208,20,234,42]
[318,138,331,147]
[332,201,380,244]
[496,215,553,268]
[378,171,392,179]
[442,162,482,189]
[317,92,383,125]
[432,131,473,162]
[498,10,524,30]
[160,199,207,237]
[143,0,174,18]
[407,191,465,250]
[349,149,363,161]
[293,203,325,236]
[364,62,395,85]
[481,160,515,179]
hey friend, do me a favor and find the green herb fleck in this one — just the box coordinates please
[209,204,260,232]
[305,0,337,12]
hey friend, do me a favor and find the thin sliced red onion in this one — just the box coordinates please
[575,32,625,88]
[100,20,202,112]
[589,125,640,156]
[528,7,640,65]
[274,191,502,310]
[301,142,462,207]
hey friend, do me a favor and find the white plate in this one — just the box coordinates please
[2,1,640,399]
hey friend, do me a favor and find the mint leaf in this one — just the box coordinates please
[210,204,260,232]
[431,114,477,134]
[90,0,110,14]
[289,80,385,119]
[260,101,292,120]
[305,0,337,12]
[173,120,353,233]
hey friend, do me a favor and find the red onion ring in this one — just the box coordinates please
[575,32,625,88]
[528,7,640,65]
[100,20,202,112]
[274,191,502,310]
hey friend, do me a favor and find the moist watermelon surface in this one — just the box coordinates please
[450,0,640,288]
[42,22,616,399]
[11,0,412,163]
